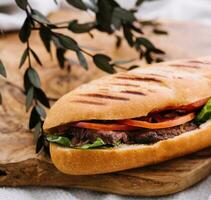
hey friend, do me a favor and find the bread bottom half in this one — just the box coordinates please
[50,121,211,175]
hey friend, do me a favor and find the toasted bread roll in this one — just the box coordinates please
[43,57,211,132]
[43,57,211,175]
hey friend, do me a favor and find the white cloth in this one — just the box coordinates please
[0,0,59,31]
[1,0,211,199]
[1,0,211,31]
[1,175,211,200]
[136,0,211,27]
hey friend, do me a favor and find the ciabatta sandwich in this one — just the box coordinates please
[43,57,211,175]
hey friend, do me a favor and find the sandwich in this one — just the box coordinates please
[43,57,211,175]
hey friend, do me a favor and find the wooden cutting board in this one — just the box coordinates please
[1,10,211,196]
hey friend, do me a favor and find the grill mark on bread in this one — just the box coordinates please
[175,76,183,79]
[115,75,163,83]
[171,75,184,80]
[147,89,156,93]
[79,93,129,101]
[99,88,109,92]
[120,90,146,96]
[188,60,211,65]
[147,73,167,78]
[111,83,140,87]
[71,100,106,105]
[169,64,200,69]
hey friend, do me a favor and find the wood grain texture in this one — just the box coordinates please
[1,10,211,196]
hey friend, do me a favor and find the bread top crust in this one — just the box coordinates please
[43,57,211,132]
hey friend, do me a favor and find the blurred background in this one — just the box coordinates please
[1,0,211,31]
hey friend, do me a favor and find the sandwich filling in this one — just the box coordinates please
[47,99,211,149]
[59,122,197,147]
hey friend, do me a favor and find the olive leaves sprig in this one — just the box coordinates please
[14,0,165,153]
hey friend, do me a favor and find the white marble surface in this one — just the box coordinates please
[1,0,211,199]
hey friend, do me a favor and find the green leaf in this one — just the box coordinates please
[34,121,42,138]
[47,135,71,147]
[135,37,155,51]
[129,24,143,34]
[24,69,31,93]
[114,140,121,147]
[68,20,95,33]
[29,106,41,129]
[123,25,134,47]
[30,49,42,66]
[136,0,157,6]
[19,49,28,68]
[39,26,51,53]
[35,105,46,119]
[52,36,63,49]
[31,9,50,24]
[19,17,31,43]
[25,87,34,112]
[15,0,28,10]
[111,14,121,30]
[85,0,98,12]
[96,0,120,33]
[27,68,41,88]
[66,0,87,10]
[36,133,44,153]
[76,51,88,70]
[155,58,164,63]
[56,33,79,51]
[93,54,115,74]
[151,48,165,55]
[34,88,50,108]
[0,93,2,105]
[145,50,153,64]
[53,0,58,4]
[136,0,144,6]
[112,7,135,24]
[196,99,211,123]
[128,65,139,70]
[80,138,105,149]
[153,28,168,35]
[56,48,66,68]
[115,35,122,48]
[0,60,6,77]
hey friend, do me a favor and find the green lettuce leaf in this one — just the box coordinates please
[80,138,105,149]
[196,99,211,123]
[47,135,71,147]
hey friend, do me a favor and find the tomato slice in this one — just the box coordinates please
[73,122,136,131]
[119,112,195,129]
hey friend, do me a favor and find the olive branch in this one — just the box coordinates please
[1,0,167,153]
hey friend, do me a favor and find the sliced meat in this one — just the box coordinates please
[131,122,198,144]
[66,122,198,147]
[69,127,128,147]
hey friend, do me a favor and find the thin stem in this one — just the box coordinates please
[114,64,128,70]
[27,3,32,11]
[81,49,94,57]
[53,20,70,25]
[5,80,57,101]
[32,25,69,31]
[5,80,25,94]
